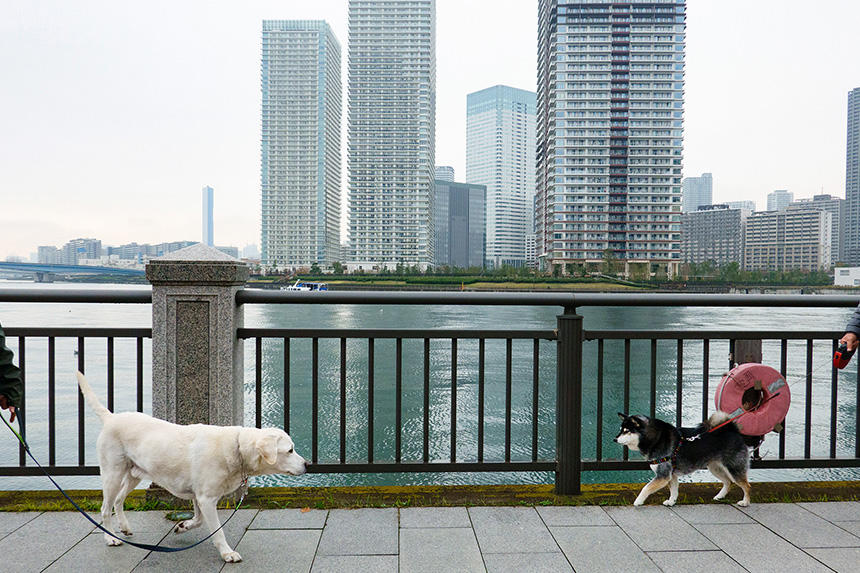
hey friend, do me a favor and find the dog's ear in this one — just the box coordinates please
[617,412,627,421]
[257,435,279,465]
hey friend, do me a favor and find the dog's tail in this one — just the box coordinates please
[76,371,111,422]
[705,410,737,432]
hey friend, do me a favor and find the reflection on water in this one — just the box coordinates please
[0,280,857,490]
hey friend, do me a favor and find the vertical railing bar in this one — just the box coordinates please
[701,339,709,421]
[107,337,115,413]
[477,338,485,463]
[804,339,812,458]
[77,337,85,467]
[532,339,539,463]
[450,338,456,464]
[422,338,429,464]
[856,353,860,459]
[368,338,375,464]
[136,337,143,413]
[255,337,262,429]
[623,338,631,461]
[17,337,26,467]
[830,339,838,459]
[283,338,290,434]
[396,338,403,464]
[779,339,787,459]
[596,339,604,461]
[649,339,657,419]
[341,337,347,464]
[505,338,512,463]
[312,337,319,464]
[676,339,683,428]
[48,336,56,466]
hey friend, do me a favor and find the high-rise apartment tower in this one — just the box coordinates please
[260,20,342,268]
[681,172,712,213]
[466,85,536,268]
[845,88,860,264]
[536,0,686,277]
[348,0,436,271]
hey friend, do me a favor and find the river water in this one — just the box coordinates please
[0,280,857,490]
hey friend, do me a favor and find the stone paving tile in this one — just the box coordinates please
[316,508,398,556]
[249,509,327,529]
[836,521,860,537]
[45,532,153,573]
[132,509,257,572]
[0,512,97,572]
[469,506,558,554]
[695,523,832,573]
[483,551,573,573]
[311,555,398,573]
[536,505,613,526]
[400,527,484,573]
[550,525,660,572]
[669,503,754,524]
[739,502,860,548]
[646,550,746,573]
[0,511,40,536]
[604,506,717,551]
[798,501,860,522]
[399,506,471,528]
[805,547,860,573]
[231,529,320,573]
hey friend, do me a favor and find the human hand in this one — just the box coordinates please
[0,395,15,423]
[839,332,859,352]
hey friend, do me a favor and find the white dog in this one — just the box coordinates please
[76,371,307,562]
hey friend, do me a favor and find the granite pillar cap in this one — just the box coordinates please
[146,243,249,285]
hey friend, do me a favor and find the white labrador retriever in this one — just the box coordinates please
[76,371,307,562]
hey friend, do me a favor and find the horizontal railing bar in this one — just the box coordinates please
[306,461,557,473]
[236,289,860,308]
[238,328,556,340]
[585,330,842,340]
[4,327,151,338]
[1,467,101,476]
[584,458,860,471]
[0,288,151,303]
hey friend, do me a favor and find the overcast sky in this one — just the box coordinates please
[1,0,859,260]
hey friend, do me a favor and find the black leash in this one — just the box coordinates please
[1,411,246,553]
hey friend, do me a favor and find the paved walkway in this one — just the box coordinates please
[0,502,858,572]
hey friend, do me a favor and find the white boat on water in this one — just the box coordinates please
[280,280,328,292]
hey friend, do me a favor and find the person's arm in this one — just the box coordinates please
[0,323,22,422]
[839,303,860,351]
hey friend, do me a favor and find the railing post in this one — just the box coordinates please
[146,244,248,426]
[556,306,582,494]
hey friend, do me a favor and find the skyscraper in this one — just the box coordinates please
[682,172,712,213]
[260,20,341,269]
[202,185,214,246]
[433,180,486,269]
[766,189,793,212]
[435,166,455,182]
[466,85,536,268]
[348,0,436,271]
[536,0,686,277]
[792,194,844,265]
[845,87,860,264]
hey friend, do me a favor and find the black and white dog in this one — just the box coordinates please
[615,411,751,507]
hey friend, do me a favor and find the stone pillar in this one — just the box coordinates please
[146,244,249,426]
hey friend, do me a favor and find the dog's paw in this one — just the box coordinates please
[221,550,242,563]
[662,499,676,507]
[713,493,727,501]
[633,498,645,506]
[736,499,750,507]
[173,520,196,534]
[105,534,123,547]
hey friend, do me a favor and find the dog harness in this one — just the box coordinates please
[647,437,686,466]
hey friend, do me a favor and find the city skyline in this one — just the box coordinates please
[1,0,859,261]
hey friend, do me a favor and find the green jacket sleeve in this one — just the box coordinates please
[0,323,23,409]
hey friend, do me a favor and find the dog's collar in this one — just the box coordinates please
[236,436,249,488]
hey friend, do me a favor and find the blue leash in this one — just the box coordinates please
[1,410,246,553]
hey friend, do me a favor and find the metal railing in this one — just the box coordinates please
[1,287,859,495]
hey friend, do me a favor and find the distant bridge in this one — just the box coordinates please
[0,261,145,282]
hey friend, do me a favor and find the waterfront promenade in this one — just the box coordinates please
[1,501,858,572]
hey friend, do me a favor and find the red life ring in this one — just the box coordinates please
[714,363,791,436]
